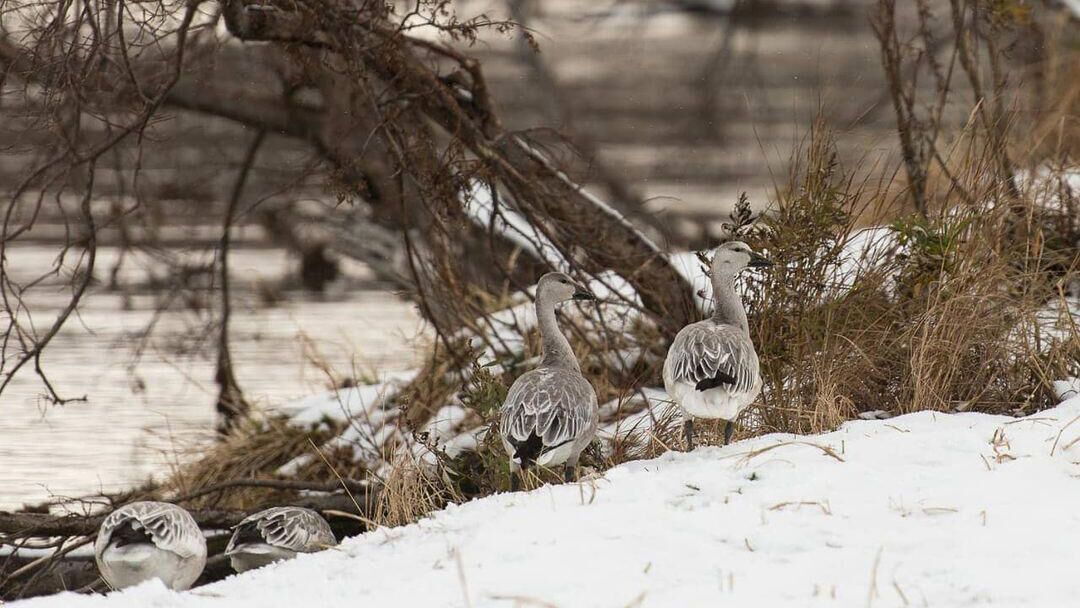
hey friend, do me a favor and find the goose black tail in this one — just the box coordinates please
[510,432,544,469]
[109,520,154,548]
[695,371,738,392]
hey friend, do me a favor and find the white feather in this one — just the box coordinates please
[666,379,760,421]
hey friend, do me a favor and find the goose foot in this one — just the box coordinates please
[563,465,575,483]
[723,420,735,445]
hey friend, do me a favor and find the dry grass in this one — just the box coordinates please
[161,417,326,510]
[372,452,448,527]
[743,112,1078,436]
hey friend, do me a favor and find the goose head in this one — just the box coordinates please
[711,241,772,275]
[537,272,595,303]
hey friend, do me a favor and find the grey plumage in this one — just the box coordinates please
[663,241,771,449]
[665,323,760,396]
[94,501,206,591]
[499,272,598,484]
[499,367,597,466]
[225,507,336,573]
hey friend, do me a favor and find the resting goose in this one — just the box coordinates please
[498,272,598,488]
[225,506,336,573]
[94,501,206,591]
[663,241,772,449]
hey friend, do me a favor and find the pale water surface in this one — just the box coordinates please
[0,245,424,510]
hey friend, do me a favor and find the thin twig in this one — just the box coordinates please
[214,128,266,431]
[742,440,847,463]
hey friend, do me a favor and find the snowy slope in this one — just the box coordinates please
[18,396,1080,608]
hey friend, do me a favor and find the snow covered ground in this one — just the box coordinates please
[19,393,1080,608]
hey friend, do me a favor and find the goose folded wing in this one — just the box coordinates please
[500,373,594,451]
[128,504,204,559]
[669,326,757,394]
[256,509,334,552]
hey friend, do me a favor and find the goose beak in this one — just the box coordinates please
[748,252,773,268]
[572,288,596,301]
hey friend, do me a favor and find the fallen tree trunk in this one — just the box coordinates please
[0,510,245,538]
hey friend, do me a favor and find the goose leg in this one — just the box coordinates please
[565,460,583,483]
[510,465,523,492]
[723,420,735,445]
[684,419,695,451]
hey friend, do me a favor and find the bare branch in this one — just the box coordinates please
[214,129,267,432]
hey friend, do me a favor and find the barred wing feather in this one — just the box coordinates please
[665,322,759,394]
[227,507,335,554]
[499,369,596,450]
[98,502,204,560]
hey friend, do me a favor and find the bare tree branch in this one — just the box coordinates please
[218,0,697,335]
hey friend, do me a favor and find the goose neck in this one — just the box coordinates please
[535,294,580,371]
[709,270,749,334]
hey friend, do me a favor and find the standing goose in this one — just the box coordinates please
[499,272,598,488]
[94,501,206,591]
[225,506,337,573]
[663,241,772,449]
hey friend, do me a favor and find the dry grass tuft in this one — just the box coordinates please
[373,452,448,527]
[163,416,332,510]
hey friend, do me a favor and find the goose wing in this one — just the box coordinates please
[665,322,759,394]
[499,368,597,452]
[227,507,336,554]
[97,502,205,560]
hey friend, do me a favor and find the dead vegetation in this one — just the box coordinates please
[1,0,1078,601]
[747,119,1079,437]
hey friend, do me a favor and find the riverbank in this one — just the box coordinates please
[17,392,1080,607]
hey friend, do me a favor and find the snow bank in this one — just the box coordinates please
[20,395,1080,608]
[276,371,416,427]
